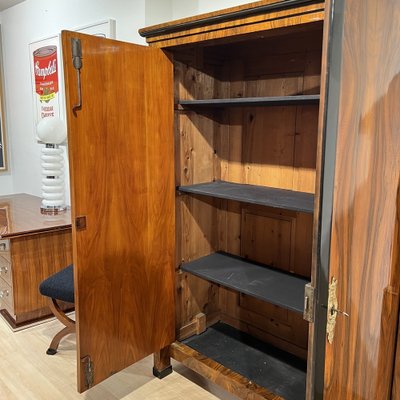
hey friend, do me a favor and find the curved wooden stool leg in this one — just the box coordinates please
[47,325,75,355]
[46,298,75,355]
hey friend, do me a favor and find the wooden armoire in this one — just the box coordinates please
[61,0,400,399]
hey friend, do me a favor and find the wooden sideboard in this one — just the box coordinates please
[0,193,72,328]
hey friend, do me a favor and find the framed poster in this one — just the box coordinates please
[29,35,63,141]
[29,20,116,142]
[0,206,9,236]
[74,19,116,38]
[0,77,6,171]
[0,26,7,171]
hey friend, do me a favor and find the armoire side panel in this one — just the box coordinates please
[174,57,223,332]
[323,0,400,398]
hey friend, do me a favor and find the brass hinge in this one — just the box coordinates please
[71,37,82,113]
[303,283,315,322]
[81,355,94,389]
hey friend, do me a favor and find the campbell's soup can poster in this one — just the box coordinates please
[34,45,58,102]
[29,36,63,141]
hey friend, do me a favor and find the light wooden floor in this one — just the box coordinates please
[0,316,236,399]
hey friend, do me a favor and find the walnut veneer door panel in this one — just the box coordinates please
[61,31,175,392]
[322,0,400,398]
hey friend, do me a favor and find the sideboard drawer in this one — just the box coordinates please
[0,255,12,286]
[0,278,13,313]
[0,239,10,263]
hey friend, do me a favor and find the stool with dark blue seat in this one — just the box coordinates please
[39,264,75,355]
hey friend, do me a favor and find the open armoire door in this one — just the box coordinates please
[61,30,175,392]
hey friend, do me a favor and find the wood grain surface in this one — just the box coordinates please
[0,193,71,238]
[219,289,309,360]
[392,296,400,399]
[62,31,175,392]
[323,0,400,398]
[170,341,283,400]
[11,230,72,319]
[0,194,73,327]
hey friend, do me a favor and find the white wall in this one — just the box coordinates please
[145,0,172,26]
[147,0,255,24]
[197,0,254,14]
[171,0,199,21]
[0,14,13,194]
[0,0,146,197]
[145,0,198,26]
[0,0,255,198]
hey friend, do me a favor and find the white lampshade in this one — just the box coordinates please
[36,116,67,214]
[36,117,67,145]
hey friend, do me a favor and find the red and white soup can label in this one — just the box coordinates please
[33,45,58,103]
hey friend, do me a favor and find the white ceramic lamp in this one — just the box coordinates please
[36,117,67,215]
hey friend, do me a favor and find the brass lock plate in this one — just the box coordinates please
[326,277,338,344]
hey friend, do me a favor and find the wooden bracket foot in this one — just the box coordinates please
[153,346,172,379]
[153,365,173,379]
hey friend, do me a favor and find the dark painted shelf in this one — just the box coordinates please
[181,252,309,313]
[178,95,320,108]
[183,322,306,400]
[178,180,314,214]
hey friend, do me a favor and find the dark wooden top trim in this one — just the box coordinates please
[139,0,324,38]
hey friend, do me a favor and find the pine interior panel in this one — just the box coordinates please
[174,25,322,191]
[219,290,309,360]
[241,207,313,277]
[175,53,224,333]
[174,21,323,367]
[176,271,220,340]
